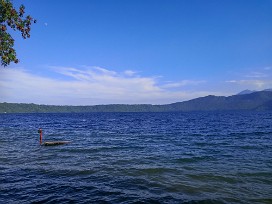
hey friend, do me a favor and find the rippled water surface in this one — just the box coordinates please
[0,112,271,204]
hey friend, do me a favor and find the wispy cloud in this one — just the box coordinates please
[0,66,209,105]
[226,65,272,90]
[162,80,206,88]
[226,79,272,88]
[123,70,137,77]
[245,71,268,78]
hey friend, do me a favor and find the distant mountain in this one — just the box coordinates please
[166,91,272,111]
[237,89,272,95]
[1,91,272,113]
[263,89,272,92]
[237,89,256,95]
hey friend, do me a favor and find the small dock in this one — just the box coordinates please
[43,141,71,146]
[38,128,71,146]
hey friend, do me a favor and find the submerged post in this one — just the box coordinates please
[38,128,42,145]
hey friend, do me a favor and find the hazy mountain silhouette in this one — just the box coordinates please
[1,90,272,113]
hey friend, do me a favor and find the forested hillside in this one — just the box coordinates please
[1,91,272,113]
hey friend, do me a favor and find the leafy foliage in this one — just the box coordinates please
[0,0,36,66]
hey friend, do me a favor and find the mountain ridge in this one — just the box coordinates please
[236,88,272,95]
[1,90,272,113]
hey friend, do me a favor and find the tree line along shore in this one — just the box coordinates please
[1,91,272,113]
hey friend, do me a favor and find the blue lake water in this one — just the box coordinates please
[0,112,271,204]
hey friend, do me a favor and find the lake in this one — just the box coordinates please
[0,112,271,203]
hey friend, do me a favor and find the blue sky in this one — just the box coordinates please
[0,0,271,105]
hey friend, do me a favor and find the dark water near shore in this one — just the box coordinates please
[0,112,271,204]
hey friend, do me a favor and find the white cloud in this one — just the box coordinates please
[0,66,210,105]
[225,65,272,91]
[225,80,237,83]
[226,79,272,88]
[162,80,206,88]
[123,70,137,77]
[245,71,267,78]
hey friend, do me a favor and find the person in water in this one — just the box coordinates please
[38,128,42,144]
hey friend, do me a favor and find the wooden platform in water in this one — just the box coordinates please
[43,141,71,146]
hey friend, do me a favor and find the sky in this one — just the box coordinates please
[0,0,271,105]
